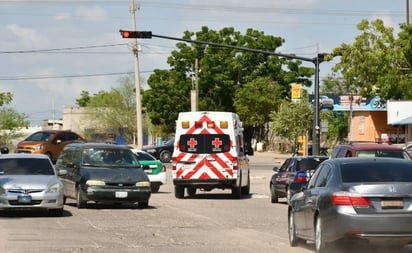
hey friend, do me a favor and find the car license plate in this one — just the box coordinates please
[381,200,403,209]
[115,191,128,198]
[144,169,152,174]
[17,195,32,203]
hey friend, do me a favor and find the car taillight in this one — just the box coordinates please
[233,158,238,170]
[294,175,307,183]
[331,192,371,206]
[162,164,166,172]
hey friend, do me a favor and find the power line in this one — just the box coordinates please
[0,71,154,81]
[0,43,128,54]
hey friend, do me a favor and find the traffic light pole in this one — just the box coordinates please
[130,0,143,149]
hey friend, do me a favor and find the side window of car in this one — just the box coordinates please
[279,159,291,172]
[307,165,323,189]
[336,148,347,157]
[314,164,332,187]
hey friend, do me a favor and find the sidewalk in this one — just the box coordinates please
[248,150,292,165]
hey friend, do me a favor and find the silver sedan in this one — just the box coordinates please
[288,157,412,253]
[0,153,66,216]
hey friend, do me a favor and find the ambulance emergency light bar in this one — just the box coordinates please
[181,121,229,129]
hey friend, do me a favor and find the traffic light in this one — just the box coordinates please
[119,30,152,39]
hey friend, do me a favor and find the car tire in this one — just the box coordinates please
[288,210,302,246]
[315,215,331,253]
[151,183,160,193]
[174,185,185,199]
[76,188,87,209]
[270,184,278,203]
[50,208,64,217]
[159,150,171,163]
[187,187,196,197]
[138,201,149,209]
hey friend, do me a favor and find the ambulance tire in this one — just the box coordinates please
[187,187,196,197]
[241,174,250,195]
[175,185,185,199]
[232,186,242,199]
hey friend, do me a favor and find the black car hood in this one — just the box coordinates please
[80,166,148,183]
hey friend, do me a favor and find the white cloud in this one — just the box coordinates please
[54,6,108,21]
[6,24,49,46]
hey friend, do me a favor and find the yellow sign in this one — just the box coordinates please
[291,83,301,99]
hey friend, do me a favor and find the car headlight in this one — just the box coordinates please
[33,144,44,151]
[136,181,150,187]
[47,183,61,193]
[86,180,106,186]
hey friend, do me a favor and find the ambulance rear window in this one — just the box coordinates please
[179,134,230,153]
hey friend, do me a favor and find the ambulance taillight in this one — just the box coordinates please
[233,157,239,170]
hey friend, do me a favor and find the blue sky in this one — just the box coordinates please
[0,0,409,126]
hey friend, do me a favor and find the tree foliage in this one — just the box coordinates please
[143,26,314,138]
[83,75,138,143]
[0,95,29,147]
[270,100,313,147]
[332,19,411,100]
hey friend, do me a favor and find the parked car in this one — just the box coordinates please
[55,143,151,209]
[288,157,412,253]
[130,149,167,193]
[142,138,174,163]
[270,155,328,203]
[16,130,85,163]
[0,153,66,216]
[331,142,411,160]
[404,142,412,157]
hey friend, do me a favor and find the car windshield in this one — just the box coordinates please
[82,148,140,167]
[136,152,155,161]
[0,158,55,175]
[341,162,412,183]
[296,157,328,171]
[25,132,54,142]
[356,150,406,159]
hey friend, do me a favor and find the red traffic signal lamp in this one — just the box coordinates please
[119,30,152,39]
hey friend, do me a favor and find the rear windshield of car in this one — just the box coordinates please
[178,134,230,154]
[0,158,55,175]
[356,150,406,159]
[341,162,412,182]
[296,157,328,171]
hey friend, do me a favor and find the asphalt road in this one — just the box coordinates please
[1,151,411,253]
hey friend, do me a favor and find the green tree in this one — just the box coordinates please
[143,26,314,138]
[83,75,138,143]
[0,94,29,147]
[76,91,91,107]
[234,77,282,142]
[270,100,313,150]
[332,19,411,100]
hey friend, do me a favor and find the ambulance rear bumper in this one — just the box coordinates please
[173,179,237,188]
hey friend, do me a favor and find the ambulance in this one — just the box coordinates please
[171,111,253,199]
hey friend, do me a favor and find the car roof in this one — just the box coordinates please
[331,157,412,166]
[336,143,404,151]
[66,142,130,149]
[0,153,50,159]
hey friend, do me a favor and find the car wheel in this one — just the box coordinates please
[241,173,250,195]
[174,185,185,199]
[315,215,331,253]
[288,210,302,246]
[286,188,292,204]
[187,187,196,197]
[63,196,67,205]
[76,188,87,209]
[231,186,242,199]
[49,208,64,217]
[137,201,149,209]
[270,184,278,203]
[159,150,171,163]
[151,183,160,193]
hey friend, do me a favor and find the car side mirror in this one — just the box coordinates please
[142,165,150,171]
[273,167,280,172]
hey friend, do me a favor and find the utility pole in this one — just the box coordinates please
[407,0,410,24]
[129,0,143,149]
[190,59,199,111]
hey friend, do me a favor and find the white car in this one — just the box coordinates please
[319,95,334,110]
[0,154,66,216]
